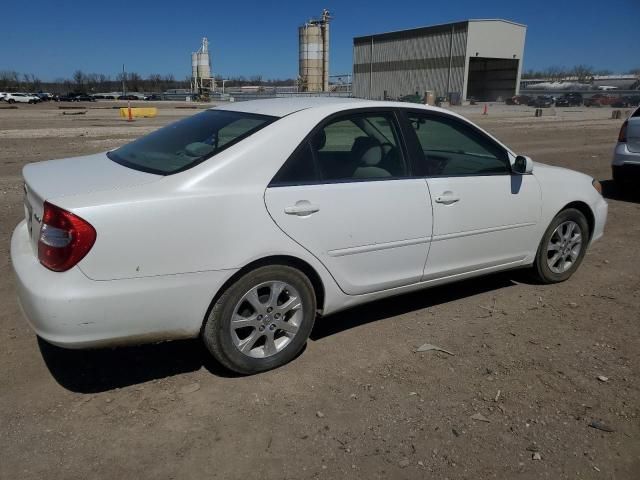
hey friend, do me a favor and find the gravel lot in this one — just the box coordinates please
[1,101,638,479]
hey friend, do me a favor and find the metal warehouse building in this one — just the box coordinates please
[352,19,526,102]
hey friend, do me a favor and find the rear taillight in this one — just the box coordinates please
[38,201,96,272]
[618,121,628,143]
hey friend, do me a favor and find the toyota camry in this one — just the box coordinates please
[11,98,608,374]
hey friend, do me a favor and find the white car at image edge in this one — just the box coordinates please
[612,106,640,189]
[11,98,608,374]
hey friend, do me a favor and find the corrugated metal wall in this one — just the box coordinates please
[353,23,468,100]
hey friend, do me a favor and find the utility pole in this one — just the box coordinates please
[122,64,126,97]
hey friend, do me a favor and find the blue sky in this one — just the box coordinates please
[0,0,637,80]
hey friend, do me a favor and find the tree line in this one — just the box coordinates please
[0,70,297,93]
[521,65,640,81]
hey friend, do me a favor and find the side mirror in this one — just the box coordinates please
[513,155,533,175]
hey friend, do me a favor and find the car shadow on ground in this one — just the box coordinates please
[310,272,518,341]
[37,336,238,394]
[39,272,520,393]
[600,179,640,204]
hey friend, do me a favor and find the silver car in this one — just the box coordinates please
[612,106,640,190]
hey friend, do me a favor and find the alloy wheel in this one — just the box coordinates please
[546,220,583,274]
[230,281,303,359]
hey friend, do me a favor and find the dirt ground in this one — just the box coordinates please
[0,101,638,479]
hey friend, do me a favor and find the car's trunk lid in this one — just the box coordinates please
[626,118,640,153]
[22,152,161,253]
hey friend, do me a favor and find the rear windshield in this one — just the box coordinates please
[107,110,277,175]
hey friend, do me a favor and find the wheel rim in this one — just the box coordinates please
[230,281,303,359]
[546,220,583,274]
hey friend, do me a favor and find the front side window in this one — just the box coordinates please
[107,110,276,175]
[408,113,510,176]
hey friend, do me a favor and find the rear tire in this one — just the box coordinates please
[531,208,590,284]
[612,167,633,195]
[202,265,316,375]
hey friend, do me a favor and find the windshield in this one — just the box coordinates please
[107,110,277,175]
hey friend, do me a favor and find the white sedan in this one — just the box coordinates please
[11,98,607,374]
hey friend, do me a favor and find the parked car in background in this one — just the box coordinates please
[144,94,163,101]
[59,93,96,102]
[4,93,38,104]
[555,93,583,107]
[0,92,7,102]
[529,96,554,108]
[584,94,615,107]
[58,93,77,102]
[11,98,608,374]
[506,95,532,105]
[117,94,140,101]
[612,106,640,191]
[74,94,96,102]
[35,93,54,102]
[611,96,640,108]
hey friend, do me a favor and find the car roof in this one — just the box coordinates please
[210,97,443,118]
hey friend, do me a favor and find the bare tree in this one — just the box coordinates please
[126,72,141,91]
[72,70,85,91]
[572,64,594,82]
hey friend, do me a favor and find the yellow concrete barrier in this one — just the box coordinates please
[119,107,158,119]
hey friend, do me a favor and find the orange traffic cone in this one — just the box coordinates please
[482,103,488,115]
[127,101,133,122]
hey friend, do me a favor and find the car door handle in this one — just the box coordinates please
[284,202,320,216]
[434,193,460,205]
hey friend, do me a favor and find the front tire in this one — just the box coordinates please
[202,265,316,374]
[532,208,590,284]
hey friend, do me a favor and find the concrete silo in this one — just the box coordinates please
[299,9,331,92]
[191,37,215,96]
[191,52,199,81]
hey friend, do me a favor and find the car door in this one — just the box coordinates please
[403,110,541,281]
[265,109,433,295]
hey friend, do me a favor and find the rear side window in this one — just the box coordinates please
[107,110,276,175]
[316,114,407,181]
[271,111,408,185]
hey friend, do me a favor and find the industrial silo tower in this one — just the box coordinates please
[299,9,331,92]
[191,37,215,96]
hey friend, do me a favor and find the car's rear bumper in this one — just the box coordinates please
[11,220,235,349]
[612,143,640,170]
